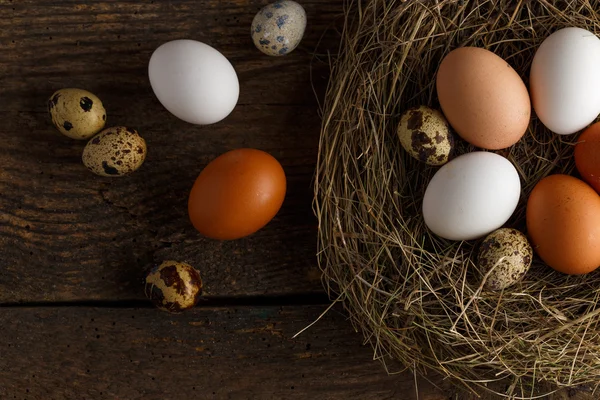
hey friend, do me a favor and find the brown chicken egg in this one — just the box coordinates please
[188,148,286,240]
[575,122,600,194]
[144,261,203,313]
[526,174,600,275]
[436,47,531,150]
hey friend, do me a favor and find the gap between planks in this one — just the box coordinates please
[0,292,332,308]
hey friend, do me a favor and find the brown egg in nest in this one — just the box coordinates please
[144,261,203,313]
[397,106,455,166]
[436,47,531,150]
[478,228,533,290]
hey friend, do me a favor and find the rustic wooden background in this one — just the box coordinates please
[0,1,593,399]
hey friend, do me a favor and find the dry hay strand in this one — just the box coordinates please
[315,0,600,397]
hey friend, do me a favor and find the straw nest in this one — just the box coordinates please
[315,0,600,397]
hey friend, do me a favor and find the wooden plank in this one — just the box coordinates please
[0,0,341,301]
[0,0,339,110]
[0,305,455,400]
[0,105,323,302]
[0,304,591,399]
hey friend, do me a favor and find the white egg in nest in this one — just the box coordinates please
[530,27,600,135]
[422,152,521,241]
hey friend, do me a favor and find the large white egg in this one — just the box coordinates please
[422,152,521,241]
[530,27,600,135]
[148,40,239,125]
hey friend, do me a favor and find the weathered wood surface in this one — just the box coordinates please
[0,305,594,400]
[0,0,338,302]
[0,306,453,400]
[0,305,593,400]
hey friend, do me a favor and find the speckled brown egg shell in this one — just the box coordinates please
[144,261,203,313]
[478,228,533,291]
[48,88,106,140]
[82,126,147,177]
[397,106,455,166]
[251,0,307,56]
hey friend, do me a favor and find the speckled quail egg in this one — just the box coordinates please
[397,106,455,166]
[145,261,203,313]
[48,88,106,140]
[478,228,533,291]
[82,126,147,177]
[251,0,306,56]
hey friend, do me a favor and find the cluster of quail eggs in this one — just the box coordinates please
[48,88,202,313]
[48,88,147,177]
[48,88,203,313]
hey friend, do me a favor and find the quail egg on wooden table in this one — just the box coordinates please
[82,126,147,177]
[478,228,533,290]
[397,106,455,165]
[251,0,307,56]
[48,88,106,140]
[145,261,203,313]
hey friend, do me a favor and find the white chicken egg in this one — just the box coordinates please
[530,27,600,135]
[148,39,239,125]
[422,152,521,241]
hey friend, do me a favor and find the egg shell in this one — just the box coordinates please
[148,39,239,125]
[478,228,532,291]
[575,122,600,193]
[251,0,307,56]
[422,151,521,241]
[144,261,203,313]
[526,174,600,275]
[48,88,106,140]
[82,126,147,177]
[436,47,531,150]
[188,148,286,240]
[397,106,454,166]
[530,27,600,135]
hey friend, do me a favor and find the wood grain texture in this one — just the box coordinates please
[0,105,324,302]
[0,0,340,302]
[1,304,592,400]
[0,305,456,400]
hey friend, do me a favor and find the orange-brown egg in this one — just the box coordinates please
[526,174,600,275]
[575,122,600,194]
[436,47,531,150]
[188,148,286,240]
